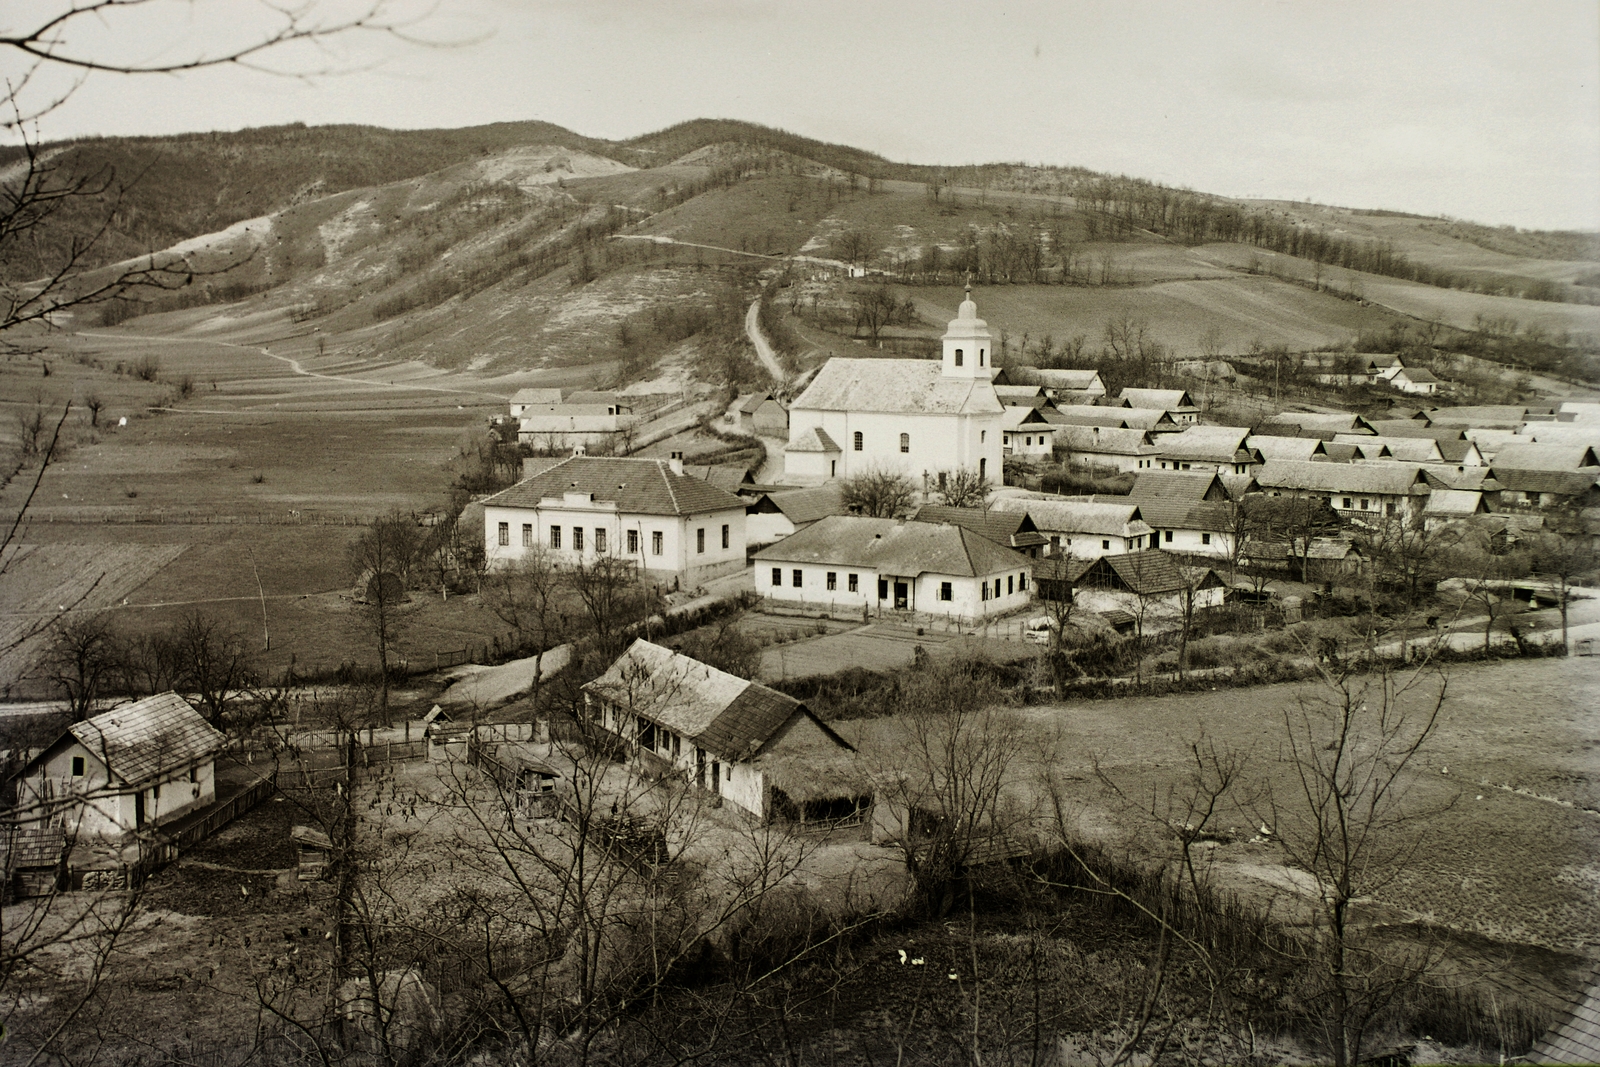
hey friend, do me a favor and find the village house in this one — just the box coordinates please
[753,515,1033,618]
[1333,434,1445,463]
[1484,443,1600,473]
[993,384,1051,408]
[1117,388,1200,424]
[1042,552,1226,629]
[583,641,866,824]
[481,453,747,587]
[1127,472,1238,559]
[1423,489,1491,530]
[989,497,1153,558]
[1050,425,1160,472]
[1001,406,1057,460]
[508,387,565,417]
[1426,405,1528,430]
[1256,412,1377,438]
[1247,435,1330,463]
[783,289,1004,486]
[909,504,1051,557]
[743,484,848,547]
[992,365,1106,403]
[14,692,225,841]
[1389,367,1442,396]
[1154,427,1262,474]
[1490,469,1600,509]
[1253,460,1432,522]
[733,392,788,436]
[1365,355,1405,383]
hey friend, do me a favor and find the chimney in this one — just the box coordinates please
[668,450,684,476]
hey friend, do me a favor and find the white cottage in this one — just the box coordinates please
[583,641,865,824]
[482,454,748,587]
[753,515,1033,619]
[783,289,1004,486]
[14,692,225,840]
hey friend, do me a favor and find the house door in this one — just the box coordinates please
[711,761,721,794]
[134,791,146,828]
[696,748,706,788]
[893,581,908,610]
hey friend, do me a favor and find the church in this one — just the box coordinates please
[783,289,1005,488]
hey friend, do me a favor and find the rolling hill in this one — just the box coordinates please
[16,117,1599,389]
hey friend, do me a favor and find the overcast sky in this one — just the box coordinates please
[9,0,1598,230]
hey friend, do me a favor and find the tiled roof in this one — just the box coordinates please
[582,640,846,763]
[996,366,1102,390]
[762,484,847,525]
[1050,425,1155,455]
[1424,489,1486,516]
[1135,499,1233,532]
[1118,388,1196,410]
[1045,406,1175,431]
[1267,411,1376,434]
[1435,440,1481,464]
[990,497,1151,538]
[753,516,1031,577]
[1518,425,1600,448]
[1001,407,1052,431]
[1490,469,1600,496]
[993,384,1047,399]
[1426,405,1528,426]
[1248,435,1329,462]
[1335,435,1442,462]
[734,392,771,414]
[1396,367,1441,383]
[1486,443,1600,472]
[910,505,1051,550]
[684,464,753,493]
[1078,551,1212,595]
[1420,465,1497,491]
[0,826,66,869]
[1364,420,1465,440]
[1129,470,1230,503]
[787,426,841,453]
[1254,460,1429,496]
[1527,967,1600,1065]
[790,357,1003,415]
[68,692,225,788]
[1253,421,1335,441]
[1158,427,1258,463]
[481,456,747,517]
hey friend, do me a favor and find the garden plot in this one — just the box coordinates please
[0,542,187,689]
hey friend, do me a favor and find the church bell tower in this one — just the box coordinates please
[941,284,992,381]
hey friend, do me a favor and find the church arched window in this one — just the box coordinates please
[979,349,985,366]
[899,433,910,453]
[954,348,963,367]
[853,431,863,452]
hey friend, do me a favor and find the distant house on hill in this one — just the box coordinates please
[733,392,789,436]
[509,387,565,417]
[1390,367,1442,396]
[14,692,226,841]
[1365,355,1405,382]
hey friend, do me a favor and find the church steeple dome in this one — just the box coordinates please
[941,284,992,381]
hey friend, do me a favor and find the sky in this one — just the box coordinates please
[6,0,1598,231]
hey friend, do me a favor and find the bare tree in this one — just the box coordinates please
[840,466,916,518]
[42,612,120,720]
[1260,662,1454,1066]
[831,228,875,268]
[171,610,252,725]
[1531,532,1596,650]
[569,554,659,659]
[348,511,424,723]
[936,467,991,508]
[481,549,567,713]
[850,284,898,345]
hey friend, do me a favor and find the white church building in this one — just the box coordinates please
[783,289,1005,489]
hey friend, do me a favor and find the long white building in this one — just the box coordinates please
[783,289,1004,488]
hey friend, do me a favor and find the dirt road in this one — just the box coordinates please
[744,299,785,382]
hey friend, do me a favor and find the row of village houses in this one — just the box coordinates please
[481,292,1599,621]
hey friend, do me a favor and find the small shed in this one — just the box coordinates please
[2,826,67,899]
[291,825,334,882]
[752,397,789,436]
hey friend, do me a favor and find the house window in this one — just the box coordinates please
[595,528,607,553]
[979,349,985,366]
[772,567,783,586]
[878,578,888,599]
[792,569,803,588]
[1102,539,1110,550]
[497,522,509,546]
[940,581,953,601]
[652,530,664,555]
[1019,572,1027,591]
[521,523,533,548]
[1201,533,1211,545]
[1340,497,1352,509]
[954,348,963,367]
[979,458,987,479]
[826,572,837,590]
[721,524,729,549]
[628,529,639,554]
[549,525,561,549]
[853,431,863,452]
[982,582,990,601]
[1007,575,1014,595]
[1164,531,1173,543]
[900,433,910,453]
[696,528,705,553]
[980,431,987,443]
[573,527,585,552]
[71,756,85,777]
[848,573,859,592]
[189,767,198,784]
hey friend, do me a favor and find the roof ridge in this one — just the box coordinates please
[659,459,681,514]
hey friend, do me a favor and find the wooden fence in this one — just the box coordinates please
[169,772,279,852]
